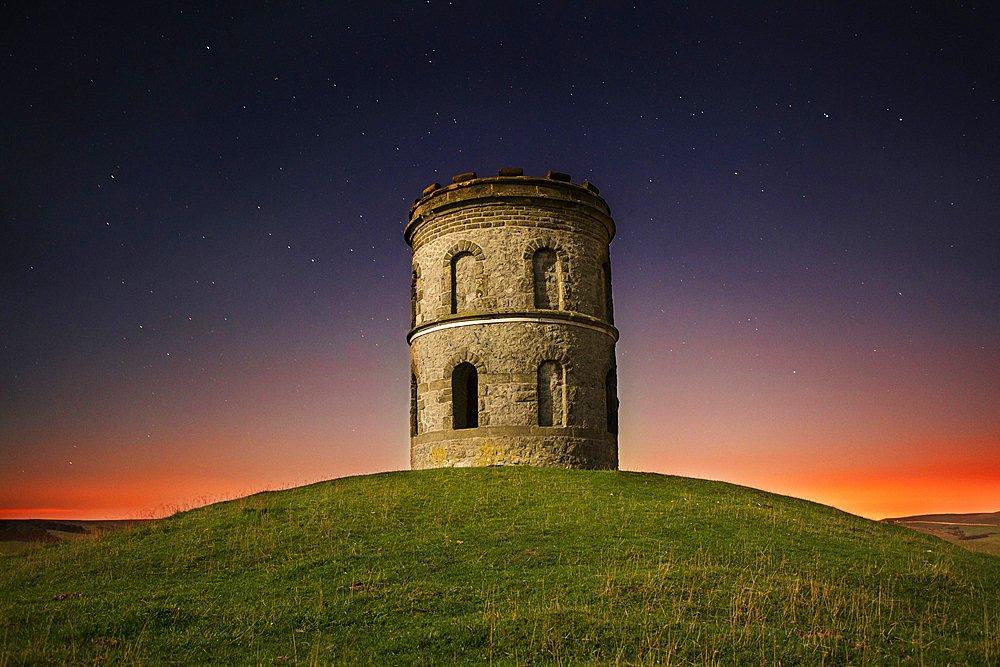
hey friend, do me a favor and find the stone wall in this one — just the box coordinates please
[406,170,619,470]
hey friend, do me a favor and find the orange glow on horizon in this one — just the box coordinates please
[4,439,997,521]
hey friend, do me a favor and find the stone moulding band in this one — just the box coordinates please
[408,313,618,343]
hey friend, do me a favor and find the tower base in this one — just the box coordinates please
[411,426,618,470]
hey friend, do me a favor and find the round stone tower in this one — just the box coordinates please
[405,168,619,470]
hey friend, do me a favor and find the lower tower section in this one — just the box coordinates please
[409,316,618,469]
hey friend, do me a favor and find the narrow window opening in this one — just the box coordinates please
[533,248,560,309]
[537,361,564,427]
[452,362,478,429]
[451,252,476,314]
[605,368,618,434]
[602,262,614,323]
[410,269,420,328]
[410,374,419,436]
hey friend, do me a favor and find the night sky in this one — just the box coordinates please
[3,3,997,520]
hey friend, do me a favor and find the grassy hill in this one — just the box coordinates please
[1,468,997,665]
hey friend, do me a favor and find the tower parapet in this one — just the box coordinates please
[406,169,619,469]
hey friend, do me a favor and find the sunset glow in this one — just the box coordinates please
[2,4,996,522]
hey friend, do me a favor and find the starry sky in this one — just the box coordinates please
[2,3,997,520]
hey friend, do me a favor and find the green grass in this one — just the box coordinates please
[0,541,34,556]
[1,468,998,664]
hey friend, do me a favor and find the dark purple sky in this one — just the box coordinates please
[2,3,997,519]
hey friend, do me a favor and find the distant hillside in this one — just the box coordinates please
[1,468,998,664]
[885,511,1000,525]
[883,511,1000,556]
[0,519,151,556]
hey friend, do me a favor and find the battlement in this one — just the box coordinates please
[406,169,613,248]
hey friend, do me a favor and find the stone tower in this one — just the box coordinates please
[405,169,619,470]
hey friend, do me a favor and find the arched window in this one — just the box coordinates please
[602,262,614,323]
[451,252,476,314]
[410,374,419,436]
[537,361,564,427]
[605,368,618,435]
[452,362,478,429]
[532,248,561,310]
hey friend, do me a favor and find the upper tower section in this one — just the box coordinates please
[405,169,617,334]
